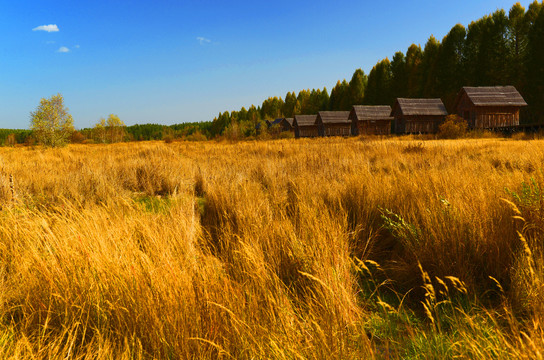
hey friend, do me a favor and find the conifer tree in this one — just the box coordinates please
[526,5,544,121]
[390,51,408,99]
[364,59,392,105]
[436,24,466,110]
[420,35,441,97]
[348,69,367,105]
[282,92,297,117]
[405,44,423,97]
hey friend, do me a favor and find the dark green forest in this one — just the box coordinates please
[209,1,544,137]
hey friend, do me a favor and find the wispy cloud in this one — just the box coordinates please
[33,24,59,32]
[196,36,211,45]
[57,46,70,53]
[74,44,80,49]
[45,40,56,44]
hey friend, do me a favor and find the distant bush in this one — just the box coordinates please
[278,131,295,139]
[185,131,207,142]
[468,129,500,139]
[511,132,532,140]
[5,134,16,147]
[71,131,87,144]
[438,115,468,139]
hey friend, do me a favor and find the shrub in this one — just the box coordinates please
[438,115,468,139]
[71,131,87,144]
[278,131,295,139]
[6,133,16,147]
[511,132,532,140]
[185,131,207,142]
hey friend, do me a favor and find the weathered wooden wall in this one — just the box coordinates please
[296,126,318,138]
[322,124,351,137]
[393,114,443,134]
[359,120,391,135]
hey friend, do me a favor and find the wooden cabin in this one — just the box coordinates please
[316,111,351,137]
[267,118,282,128]
[392,98,448,134]
[454,86,527,129]
[266,118,283,135]
[349,105,393,135]
[265,118,295,133]
[280,117,294,132]
[293,115,318,138]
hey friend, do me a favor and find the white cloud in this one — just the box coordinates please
[74,44,80,49]
[197,36,211,45]
[57,46,70,53]
[33,24,59,32]
[45,40,56,44]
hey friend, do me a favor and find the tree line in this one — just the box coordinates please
[3,119,214,147]
[209,1,544,137]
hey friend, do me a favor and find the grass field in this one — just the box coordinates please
[0,137,543,359]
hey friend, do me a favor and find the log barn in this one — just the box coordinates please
[293,115,318,138]
[392,98,448,134]
[349,105,393,135]
[316,111,351,137]
[266,118,282,128]
[454,86,527,129]
[267,118,295,133]
[279,118,294,132]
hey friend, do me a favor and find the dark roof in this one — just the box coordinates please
[294,114,317,127]
[458,86,527,107]
[351,105,393,120]
[271,118,283,125]
[318,111,351,124]
[394,98,448,116]
[279,117,294,128]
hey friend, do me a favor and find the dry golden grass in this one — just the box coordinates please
[0,137,543,358]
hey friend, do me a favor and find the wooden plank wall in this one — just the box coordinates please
[360,120,391,135]
[324,125,351,137]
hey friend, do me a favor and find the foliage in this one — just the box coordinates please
[92,118,107,143]
[70,131,86,144]
[526,4,544,122]
[0,129,32,146]
[438,115,469,139]
[106,114,126,143]
[29,93,74,147]
[365,58,392,105]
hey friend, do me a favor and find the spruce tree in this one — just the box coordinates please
[348,69,367,106]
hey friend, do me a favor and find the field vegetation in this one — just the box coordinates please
[0,137,543,358]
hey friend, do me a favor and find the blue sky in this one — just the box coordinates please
[0,0,535,129]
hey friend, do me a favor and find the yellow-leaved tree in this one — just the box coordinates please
[30,93,74,147]
[106,114,125,143]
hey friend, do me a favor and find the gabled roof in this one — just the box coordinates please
[293,114,317,127]
[271,118,283,126]
[281,118,294,127]
[351,105,393,120]
[456,86,527,107]
[394,98,448,116]
[317,111,351,124]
